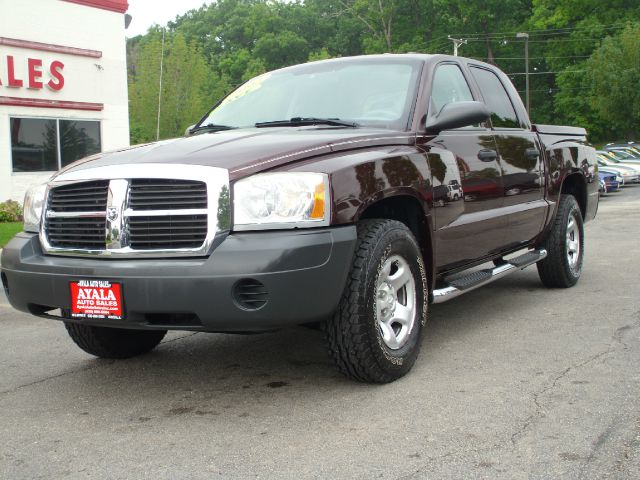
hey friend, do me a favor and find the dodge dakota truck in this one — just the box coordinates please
[1,54,598,383]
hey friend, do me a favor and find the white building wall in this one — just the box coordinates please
[0,0,130,203]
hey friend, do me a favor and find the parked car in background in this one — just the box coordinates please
[599,171,621,194]
[601,149,640,163]
[605,141,637,149]
[605,146,640,159]
[605,142,637,147]
[596,159,639,184]
[599,168,624,187]
[598,152,640,172]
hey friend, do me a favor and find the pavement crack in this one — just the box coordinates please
[511,348,615,446]
[0,333,198,397]
[0,361,112,397]
[612,315,640,350]
[511,318,640,446]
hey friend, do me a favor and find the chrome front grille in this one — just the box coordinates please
[48,181,109,212]
[129,214,208,249]
[129,179,207,210]
[40,164,230,258]
[47,217,107,249]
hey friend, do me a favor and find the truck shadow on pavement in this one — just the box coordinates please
[48,270,544,400]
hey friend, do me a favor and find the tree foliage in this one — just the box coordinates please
[127,0,640,143]
[588,24,640,140]
[128,32,226,143]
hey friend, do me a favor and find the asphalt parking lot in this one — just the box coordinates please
[1,187,639,480]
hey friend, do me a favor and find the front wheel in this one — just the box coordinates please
[324,219,428,383]
[65,323,167,359]
[537,194,584,288]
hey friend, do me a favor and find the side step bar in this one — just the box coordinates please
[432,249,547,304]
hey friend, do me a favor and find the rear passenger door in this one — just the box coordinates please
[468,65,547,248]
[421,62,506,271]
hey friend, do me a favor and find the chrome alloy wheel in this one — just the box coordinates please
[566,214,581,270]
[375,255,417,350]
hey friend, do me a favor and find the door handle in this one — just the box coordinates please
[526,148,540,159]
[478,149,497,162]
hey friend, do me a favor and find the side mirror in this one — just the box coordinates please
[425,101,490,134]
[184,125,196,137]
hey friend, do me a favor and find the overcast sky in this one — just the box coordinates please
[126,0,213,37]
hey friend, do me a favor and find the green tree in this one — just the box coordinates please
[159,33,216,138]
[587,23,640,140]
[128,33,163,142]
[128,32,228,143]
[253,31,310,70]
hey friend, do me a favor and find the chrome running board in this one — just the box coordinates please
[432,249,547,304]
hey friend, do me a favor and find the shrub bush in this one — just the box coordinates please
[0,200,23,223]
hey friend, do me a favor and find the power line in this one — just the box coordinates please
[509,66,637,76]
[463,32,640,44]
[464,37,601,43]
[488,55,591,60]
[447,22,630,39]
[507,70,587,75]
[516,87,592,93]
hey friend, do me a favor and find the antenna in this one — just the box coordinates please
[156,28,165,141]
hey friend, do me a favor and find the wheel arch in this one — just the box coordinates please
[560,171,587,219]
[356,194,435,294]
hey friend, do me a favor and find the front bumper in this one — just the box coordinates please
[1,226,357,332]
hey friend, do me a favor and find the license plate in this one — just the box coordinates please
[70,280,123,320]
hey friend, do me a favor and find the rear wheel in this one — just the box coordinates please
[537,194,584,288]
[65,323,167,359]
[324,219,428,383]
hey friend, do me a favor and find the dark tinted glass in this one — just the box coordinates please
[470,67,520,129]
[60,120,101,167]
[430,64,474,114]
[10,118,58,172]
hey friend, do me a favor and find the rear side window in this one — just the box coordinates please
[430,64,474,114]
[469,67,520,129]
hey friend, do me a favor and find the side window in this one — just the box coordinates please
[430,64,474,115]
[469,67,520,129]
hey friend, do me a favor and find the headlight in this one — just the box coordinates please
[23,184,47,233]
[233,172,329,230]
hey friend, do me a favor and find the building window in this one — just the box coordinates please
[10,117,101,172]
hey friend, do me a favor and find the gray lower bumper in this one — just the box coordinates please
[1,226,356,332]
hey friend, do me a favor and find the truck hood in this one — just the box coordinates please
[55,127,414,181]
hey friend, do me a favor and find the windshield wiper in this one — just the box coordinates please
[255,117,359,128]
[190,123,238,133]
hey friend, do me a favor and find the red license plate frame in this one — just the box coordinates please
[70,280,124,320]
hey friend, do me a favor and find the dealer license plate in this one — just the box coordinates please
[70,280,124,320]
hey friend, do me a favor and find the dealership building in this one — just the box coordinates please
[0,0,130,203]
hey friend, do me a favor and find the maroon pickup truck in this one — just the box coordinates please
[1,54,598,383]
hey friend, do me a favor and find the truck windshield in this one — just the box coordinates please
[199,60,421,130]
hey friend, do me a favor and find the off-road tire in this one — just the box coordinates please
[64,323,167,359]
[324,219,428,383]
[537,194,584,288]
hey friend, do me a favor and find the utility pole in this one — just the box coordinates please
[447,36,467,56]
[516,32,530,115]
[156,28,166,141]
